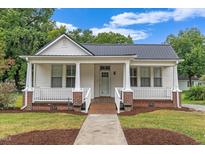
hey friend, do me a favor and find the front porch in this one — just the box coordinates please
[22,59,181,113]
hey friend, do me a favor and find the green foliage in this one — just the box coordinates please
[199,75,205,81]
[68,29,133,44]
[181,91,205,105]
[0,9,55,89]
[47,26,66,41]
[186,86,205,101]
[0,82,17,109]
[166,28,205,86]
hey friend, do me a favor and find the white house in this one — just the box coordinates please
[20,34,181,113]
[178,75,205,91]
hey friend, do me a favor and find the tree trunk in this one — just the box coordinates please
[14,68,20,90]
[188,75,192,87]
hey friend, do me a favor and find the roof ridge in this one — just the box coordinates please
[82,43,171,46]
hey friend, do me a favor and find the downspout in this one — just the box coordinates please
[21,57,29,110]
[174,61,181,108]
[21,88,28,110]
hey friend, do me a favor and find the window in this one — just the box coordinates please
[100,66,110,70]
[154,67,162,87]
[51,64,62,88]
[66,65,76,88]
[130,67,137,87]
[140,67,150,87]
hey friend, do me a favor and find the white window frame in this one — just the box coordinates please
[51,64,63,88]
[130,67,138,87]
[154,67,162,87]
[66,64,76,88]
[140,67,151,87]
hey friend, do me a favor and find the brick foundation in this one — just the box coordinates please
[133,99,175,108]
[73,91,83,112]
[123,91,133,111]
[32,103,69,111]
[172,91,182,108]
[22,91,33,110]
[133,91,182,108]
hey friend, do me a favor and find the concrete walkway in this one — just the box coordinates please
[182,104,205,112]
[74,114,127,145]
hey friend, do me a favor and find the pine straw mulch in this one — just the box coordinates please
[123,128,199,145]
[0,129,79,145]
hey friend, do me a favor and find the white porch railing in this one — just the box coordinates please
[33,87,73,102]
[115,88,122,113]
[84,88,91,113]
[132,87,172,100]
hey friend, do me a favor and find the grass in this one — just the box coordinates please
[119,110,205,144]
[181,92,205,105]
[15,93,23,108]
[0,112,85,139]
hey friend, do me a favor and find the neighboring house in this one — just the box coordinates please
[178,75,205,91]
[20,34,181,113]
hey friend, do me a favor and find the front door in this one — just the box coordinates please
[100,71,110,96]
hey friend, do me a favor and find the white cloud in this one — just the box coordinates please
[109,8,205,27]
[56,21,77,31]
[91,27,148,41]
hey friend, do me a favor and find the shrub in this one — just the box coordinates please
[0,82,17,109]
[186,86,205,101]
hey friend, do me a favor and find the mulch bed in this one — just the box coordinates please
[119,107,193,116]
[0,129,79,145]
[123,128,199,145]
[0,109,87,115]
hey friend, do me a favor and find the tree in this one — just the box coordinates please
[94,32,133,44]
[47,25,67,41]
[166,28,205,87]
[0,41,6,78]
[0,9,55,89]
[200,75,205,81]
[68,29,133,44]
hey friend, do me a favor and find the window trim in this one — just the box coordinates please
[51,64,63,88]
[140,67,151,87]
[130,67,138,87]
[66,64,76,88]
[153,67,162,87]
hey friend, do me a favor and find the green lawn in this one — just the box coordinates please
[0,112,85,139]
[15,93,23,108]
[119,110,205,144]
[181,92,205,105]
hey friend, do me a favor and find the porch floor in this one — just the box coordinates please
[88,97,117,114]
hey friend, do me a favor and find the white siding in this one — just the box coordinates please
[35,64,51,87]
[162,66,173,88]
[110,64,123,96]
[179,80,189,91]
[41,37,88,56]
[80,64,95,98]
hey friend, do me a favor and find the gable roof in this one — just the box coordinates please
[33,34,179,60]
[82,44,179,60]
[35,34,94,56]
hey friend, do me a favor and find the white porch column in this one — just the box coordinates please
[123,63,126,88]
[26,62,32,91]
[173,65,179,90]
[125,61,131,91]
[75,62,81,91]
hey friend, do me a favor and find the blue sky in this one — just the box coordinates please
[52,8,205,44]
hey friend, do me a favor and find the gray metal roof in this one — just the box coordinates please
[82,44,179,59]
